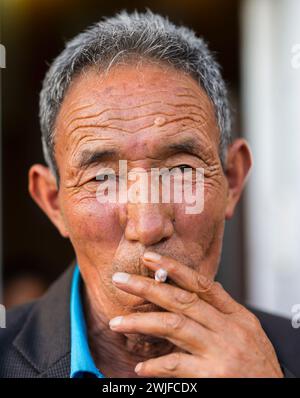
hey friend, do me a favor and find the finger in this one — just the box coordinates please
[134,352,208,378]
[112,272,223,330]
[142,252,242,314]
[109,311,212,355]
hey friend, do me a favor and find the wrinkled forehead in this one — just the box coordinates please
[58,63,217,124]
[54,63,220,163]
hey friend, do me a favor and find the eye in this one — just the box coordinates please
[95,172,117,182]
[171,164,192,173]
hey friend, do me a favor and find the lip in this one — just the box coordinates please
[132,301,159,311]
[133,299,150,307]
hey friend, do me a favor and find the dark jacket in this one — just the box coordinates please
[0,264,299,378]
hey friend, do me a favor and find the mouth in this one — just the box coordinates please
[132,300,162,312]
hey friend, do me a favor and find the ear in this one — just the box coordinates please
[28,164,69,238]
[225,138,253,219]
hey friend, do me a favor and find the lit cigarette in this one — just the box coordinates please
[155,268,168,283]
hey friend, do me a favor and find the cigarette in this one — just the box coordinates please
[155,268,168,283]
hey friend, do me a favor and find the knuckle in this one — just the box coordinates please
[163,313,186,331]
[167,260,178,274]
[196,274,214,292]
[214,281,222,288]
[210,282,225,298]
[175,291,199,310]
[138,278,154,296]
[246,311,261,330]
[163,352,182,371]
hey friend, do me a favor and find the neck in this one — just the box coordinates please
[82,284,177,378]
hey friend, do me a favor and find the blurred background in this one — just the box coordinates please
[0,0,299,316]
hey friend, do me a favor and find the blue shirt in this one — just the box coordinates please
[70,264,105,378]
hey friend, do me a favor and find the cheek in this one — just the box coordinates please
[173,196,226,278]
[174,185,227,243]
[61,195,122,245]
[174,206,214,242]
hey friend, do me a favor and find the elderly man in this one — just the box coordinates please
[0,11,299,378]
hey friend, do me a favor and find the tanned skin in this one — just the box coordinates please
[29,61,283,377]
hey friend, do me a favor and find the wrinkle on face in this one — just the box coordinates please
[56,64,218,145]
[64,104,209,138]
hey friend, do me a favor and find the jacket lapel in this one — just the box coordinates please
[13,263,75,377]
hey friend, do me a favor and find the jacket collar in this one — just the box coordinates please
[12,263,76,377]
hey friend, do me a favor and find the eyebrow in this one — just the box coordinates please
[164,138,204,157]
[76,138,204,169]
[77,149,118,169]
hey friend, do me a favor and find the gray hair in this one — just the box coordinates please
[39,10,232,179]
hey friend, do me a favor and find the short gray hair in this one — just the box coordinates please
[39,10,232,178]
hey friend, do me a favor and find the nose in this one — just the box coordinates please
[124,203,174,246]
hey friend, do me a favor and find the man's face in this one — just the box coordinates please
[53,62,229,317]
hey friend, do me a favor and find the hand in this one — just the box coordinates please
[109,252,283,378]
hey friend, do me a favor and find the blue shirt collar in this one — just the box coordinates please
[70,264,105,378]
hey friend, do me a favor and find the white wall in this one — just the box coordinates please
[241,0,300,317]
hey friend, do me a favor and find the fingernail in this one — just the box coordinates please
[143,251,161,262]
[112,272,130,284]
[135,362,143,373]
[109,316,123,328]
